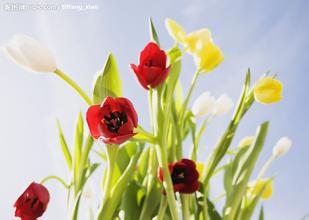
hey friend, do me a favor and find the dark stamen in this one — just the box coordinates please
[103,111,128,133]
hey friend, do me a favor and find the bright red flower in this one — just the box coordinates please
[14,182,50,220]
[86,96,138,145]
[158,159,199,194]
[130,42,171,90]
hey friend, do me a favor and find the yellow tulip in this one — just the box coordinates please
[196,162,204,181]
[248,179,273,200]
[165,18,187,44]
[238,136,255,149]
[193,40,224,73]
[254,77,283,104]
[186,29,211,54]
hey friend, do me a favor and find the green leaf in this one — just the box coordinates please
[56,120,72,171]
[137,147,150,179]
[224,121,269,220]
[149,18,160,46]
[207,199,222,220]
[121,181,141,220]
[93,53,122,104]
[174,81,183,113]
[167,46,182,65]
[259,206,264,220]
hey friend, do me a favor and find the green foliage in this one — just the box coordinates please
[149,18,160,46]
[93,53,122,104]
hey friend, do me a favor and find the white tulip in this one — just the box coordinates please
[272,137,292,157]
[2,34,56,73]
[212,94,233,116]
[192,91,216,117]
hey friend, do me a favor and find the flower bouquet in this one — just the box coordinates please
[3,18,291,220]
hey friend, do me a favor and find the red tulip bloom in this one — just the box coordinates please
[14,182,50,220]
[86,96,138,145]
[159,159,199,194]
[130,42,171,90]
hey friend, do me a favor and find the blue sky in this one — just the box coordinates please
[0,0,308,219]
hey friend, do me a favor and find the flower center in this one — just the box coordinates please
[171,167,186,184]
[145,59,154,67]
[103,111,128,133]
[25,196,39,209]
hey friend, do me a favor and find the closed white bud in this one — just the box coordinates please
[212,94,233,116]
[192,91,216,117]
[2,35,57,73]
[273,137,292,157]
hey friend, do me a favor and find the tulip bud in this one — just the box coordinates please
[2,35,56,73]
[212,94,233,116]
[192,92,216,117]
[165,18,187,44]
[254,76,283,104]
[272,137,292,157]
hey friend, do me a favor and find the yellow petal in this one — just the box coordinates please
[238,136,255,149]
[186,28,212,54]
[254,77,283,104]
[194,41,224,73]
[196,162,204,181]
[165,18,187,44]
[248,179,273,200]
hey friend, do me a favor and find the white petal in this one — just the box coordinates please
[213,94,234,116]
[192,91,216,117]
[272,137,292,157]
[2,34,56,73]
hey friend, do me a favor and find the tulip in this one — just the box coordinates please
[192,91,216,117]
[212,94,233,116]
[86,96,138,145]
[130,42,170,90]
[158,159,199,194]
[196,162,204,181]
[248,179,273,200]
[14,182,50,220]
[238,136,255,149]
[165,18,223,73]
[272,137,292,157]
[254,76,283,104]
[2,35,56,73]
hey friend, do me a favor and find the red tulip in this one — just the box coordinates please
[130,42,171,90]
[158,159,199,194]
[86,96,138,145]
[14,182,50,220]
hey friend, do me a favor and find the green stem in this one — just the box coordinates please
[257,155,276,179]
[181,194,190,220]
[97,144,118,218]
[157,196,167,220]
[179,69,200,123]
[54,69,92,105]
[40,175,69,188]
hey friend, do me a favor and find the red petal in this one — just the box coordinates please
[86,105,102,139]
[101,133,136,145]
[150,66,171,88]
[116,97,138,127]
[130,64,150,90]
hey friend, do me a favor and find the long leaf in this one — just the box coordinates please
[56,120,72,171]
[149,18,160,46]
[93,53,122,104]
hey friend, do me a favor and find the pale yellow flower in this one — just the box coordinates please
[165,18,224,73]
[193,41,224,73]
[248,179,273,200]
[254,77,283,104]
[238,136,255,149]
[165,18,187,44]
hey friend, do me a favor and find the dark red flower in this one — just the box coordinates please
[14,182,50,220]
[86,96,138,145]
[130,42,171,90]
[158,159,199,194]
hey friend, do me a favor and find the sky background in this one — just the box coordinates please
[0,0,308,219]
